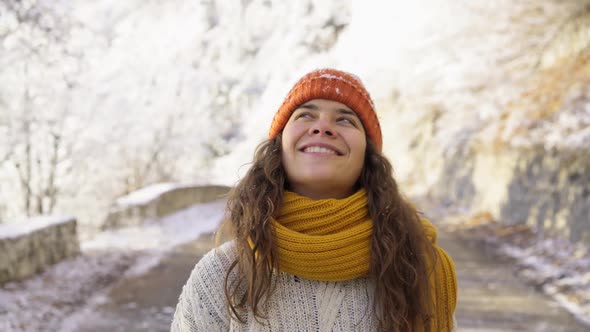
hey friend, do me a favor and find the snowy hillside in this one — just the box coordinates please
[1,0,589,238]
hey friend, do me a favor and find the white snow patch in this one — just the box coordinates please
[550,291,590,327]
[84,199,224,252]
[497,238,590,327]
[114,182,179,206]
[84,198,225,276]
[0,215,75,239]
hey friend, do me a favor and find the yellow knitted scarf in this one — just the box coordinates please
[271,189,457,331]
[271,189,371,281]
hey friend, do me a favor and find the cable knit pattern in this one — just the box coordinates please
[172,241,377,331]
[171,241,456,331]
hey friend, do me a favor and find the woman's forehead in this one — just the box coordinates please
[295,99,358,116]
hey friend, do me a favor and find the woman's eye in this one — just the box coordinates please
[338,118,356,125]
[296,112,312,119]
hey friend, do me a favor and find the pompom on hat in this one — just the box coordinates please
[268,68,382,151]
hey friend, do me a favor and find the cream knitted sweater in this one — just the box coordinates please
[171,241,456,331]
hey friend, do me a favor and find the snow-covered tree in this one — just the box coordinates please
[0,0,85,218]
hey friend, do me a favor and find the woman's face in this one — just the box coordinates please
[281,99,367,200]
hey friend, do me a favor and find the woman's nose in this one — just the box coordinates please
[309,118,335,137]
[312,128,333,136]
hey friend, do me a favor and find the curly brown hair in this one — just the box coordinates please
[222,134,437,331]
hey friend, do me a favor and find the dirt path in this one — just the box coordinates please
[61,233,216,332]
[439,230,587,331]
[63,216,588,331]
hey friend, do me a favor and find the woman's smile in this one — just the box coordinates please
[299,143,343,156]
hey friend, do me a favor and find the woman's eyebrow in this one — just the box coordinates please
[337,109,357,117]
[297,103,319,110]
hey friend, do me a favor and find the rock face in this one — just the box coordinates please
[374,89,589,244]
[0,217,80,284]
[431,146,590,243]
[103,184,231,229]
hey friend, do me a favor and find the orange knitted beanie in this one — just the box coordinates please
[268,68,382,151]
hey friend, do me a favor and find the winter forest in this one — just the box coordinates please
[1,0,590,331]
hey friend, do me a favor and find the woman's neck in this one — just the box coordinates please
[287,184,355,200]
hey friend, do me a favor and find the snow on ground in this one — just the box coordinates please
[0,216,75,239]
[114,182,180,207]
[442,210,590,328]
[0,199,226,332]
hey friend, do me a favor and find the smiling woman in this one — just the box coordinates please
[171,68,457,332]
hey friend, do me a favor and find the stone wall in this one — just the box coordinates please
[432,146,590,243]
[0,216,80,284]
[103,184,231,229]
